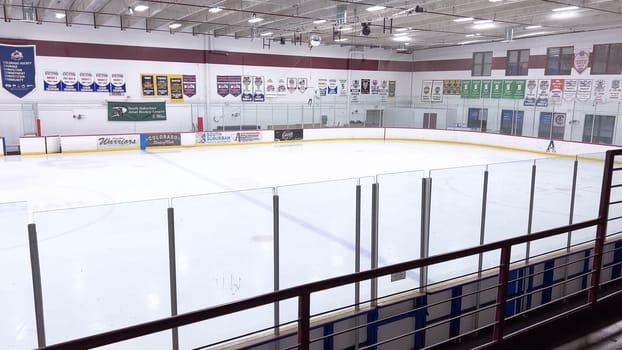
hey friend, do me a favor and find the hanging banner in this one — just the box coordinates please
[318,78,328,96]
[350,79,360,103]
[524,79,537,106]
[78,72,94,92]
[287,77,297,94]
[421,80,433,102]
[44,70,61,91]
[340,79,348,96]
[563,79,578,102]
[253,76,265,102]
[388,80,396,97]
[60,71,78,92]
[501,80,515,99]
[361,79,370,94]
[371,79,379,95]
[110,73,126,95]
[228,76,241,97]
[490,80,503,99]
[108,101,166,121]
[169,74,183,103]
[593,79,607,103]
[156,75,169,97]
[577,79,593,102]
[277,78,287,96]
[0,44,36,98]
[443,80,461,95]
[461,80,472,98]
[536,79,550,107]
[471,80,482,99]
[327,79,338,95]
[609,79,621,101]
[574,49,590,74]
[550,79,564,104]
[297,78,308,93]
[95,73,110,93]
[265,78,276,97]
[514,80,526,99]
[480,80,491,98]
[216,75,230,97]
[141,74,155,96]
[432,80,443,102]
[241,76,253,101]
[183,75,196,97]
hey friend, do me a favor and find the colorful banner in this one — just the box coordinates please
[141,74,155,96]
[61,71,78,92]
[577,79,593,102]
[461,80,472,98]
[169,74,183,103]
[328,79,338,95]
[501,80,514,99]
[275,129,303,141]
[361,79,370,94]
[471,80,482,99]
[0,44,36,98]
[108,101,166,121]
[145,133,180,147]
[241,76,253,101]
[524,79,537,106]
[422,80,433,102]
[340,79,348,96]
[443,80,461,95]
[388,80,396,97]
[183,75,196,97]
[563,80,577,102]
[277,78,287,96]
[196,131,237,144]
[95,73,110,93]
[266,78,276,97]
[156,75,169,96]
[109,73,126,95]
[253,76,265,102]
[490,80,503,99]
[371,79,379,95]
[481,80,491,98]
[550,79,564,104]
[297,78,308,93]
[78,72,94,92]
[318,78,328,96]
[431,80,443,102]
[536,79,550,107]
[287,77,297,94]
[43,70,61,91]
[574,49,590,74]
[515,80,526,99]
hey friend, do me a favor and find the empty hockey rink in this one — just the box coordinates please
[0,140,610,349]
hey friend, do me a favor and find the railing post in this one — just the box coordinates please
[355,181,361,310]
[525,161,537,262]
[28,223,46,348]
[420,177,432,291]
[298,292,311,350]
[476,167,489,331]
[167,207,180,350]
[273,188,281,334]
[589,151,614,304]
[370,181,379,306]
[493,246,511,343]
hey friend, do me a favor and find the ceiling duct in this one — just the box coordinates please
[503,28,514,42]
[336,5,347,26]
[22,0,36,22]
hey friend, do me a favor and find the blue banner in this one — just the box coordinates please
[0,44,36,98]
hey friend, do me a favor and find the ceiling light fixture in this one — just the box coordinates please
[392,36,411,42]
[248,13,263,23]
[551,11,578,19]
[55,12,66,19]
[366,5,386,12]
[395,27,409,32]
[208,7,222,13]
[489,0,502,2]
[337,25,352,32]
[334,38,348,42]
[473,19,493,24]
[552,6,579,12]
[260,31,273,36]
[453,17,474,23]
[134,5,149,12]
[525,25,542,29]
[394,32,409,36]
[313,19,327,24]
[169,23,181,29]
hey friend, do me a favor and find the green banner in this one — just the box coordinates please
[470,80,482,99]
[108,101,167,121]
[481,80,492,98]
[502,80,515,99]
[491,80,504,99]
[461,80,471,98]
[514,80,526,99]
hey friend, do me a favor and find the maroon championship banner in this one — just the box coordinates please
[183,74,196,97]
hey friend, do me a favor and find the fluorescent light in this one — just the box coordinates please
[208,7,222,13]
[313,19,326,24]
[55,12,66,19]
[392,36,411,42]
[334,38,348,42]
[169,23,181,29]
[260,31,273,36]
[459,40,485,45]
[395,27,409,32]
[366,5,386,12]
[248,14,263,23]
[515,31,550,38]
[337,26,352,32]
[552,6,579,12]
[525,25,542,29]
[473,19,492,24]
[465,33,480,37]
[394,32,409,36]
[489,0,502,2]
[551,11,578,19]
[453,17,474,23]
[134,5,149,12]
[473,22,495,30]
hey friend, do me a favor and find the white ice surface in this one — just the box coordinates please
[0,141,606,349]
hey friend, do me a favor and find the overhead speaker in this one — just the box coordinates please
[309,34,321,47]
[361,22,371,36]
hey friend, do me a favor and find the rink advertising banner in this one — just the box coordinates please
[107,101,166,121]
[145,133,181,147]
[274,128,303,141]
[183,75,196,97]
[196,131,237,144]
[0,44,36,98]
[236,131,262,143]
[97,135,139,150]
[169,75,183,103]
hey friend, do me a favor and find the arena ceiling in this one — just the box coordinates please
[2,0,622,52]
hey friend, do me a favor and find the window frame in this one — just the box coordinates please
[545,46,574,75]
[506,49,530,76]
[591,43,622,75]
[472,51,493,77]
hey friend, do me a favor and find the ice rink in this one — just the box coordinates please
[0,140,610,349]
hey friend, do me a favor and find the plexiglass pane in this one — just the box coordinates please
[172,188,274,349]
[572,153,605,246]
[376,171,423,297]
[34,199,170,348]
[279,179,357,322]
[0,202,36,350]
[429,165,486,283]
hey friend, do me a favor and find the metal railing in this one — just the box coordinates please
[37,149,622,350]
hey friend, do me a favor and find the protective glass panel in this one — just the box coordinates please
[172,188,274,349]
[34,199,170,348]
[572,153,605,246]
